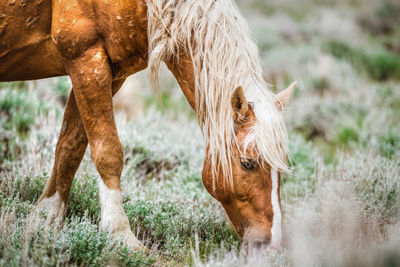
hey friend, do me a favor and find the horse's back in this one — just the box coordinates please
[0,0,66,81]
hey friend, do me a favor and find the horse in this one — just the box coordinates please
[0,0,296,252]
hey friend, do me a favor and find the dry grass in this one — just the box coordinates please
[1,0,400,266]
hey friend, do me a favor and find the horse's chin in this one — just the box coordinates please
[268,243,282,253]
[242,244,269,257]
[242,238,282,256]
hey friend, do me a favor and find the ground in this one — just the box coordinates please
[1,0,400,266]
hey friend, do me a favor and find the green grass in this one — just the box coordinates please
[0,211,154,267]
[282,134,316,200]
[378,130,400,159]
[67,173,100,222]
[1,0,400,266]
[358,1,400,36]
[324,40,400,81]
[0,86,50,164]
[54,77,72,105]
[352,155,400,224]
[125,199,239,262]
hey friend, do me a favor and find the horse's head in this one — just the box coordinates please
[202,83,296,253]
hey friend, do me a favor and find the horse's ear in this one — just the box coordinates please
[275,81,297,111]
[231,86,249,123]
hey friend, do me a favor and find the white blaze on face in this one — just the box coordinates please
[270,169,282,250]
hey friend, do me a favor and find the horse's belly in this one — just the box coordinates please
[0,0,66,81]
[0,37,66,82]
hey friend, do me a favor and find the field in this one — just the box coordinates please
[1,0,400,266]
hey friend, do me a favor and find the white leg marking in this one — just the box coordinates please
[270,169,282,250]
[36,192,65,222]
[98,178,144,250]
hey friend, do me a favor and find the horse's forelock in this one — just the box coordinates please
[243,92,290,173]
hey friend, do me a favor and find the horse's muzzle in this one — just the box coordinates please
[242,237,271,253]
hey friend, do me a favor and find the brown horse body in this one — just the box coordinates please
[0,0,294,252]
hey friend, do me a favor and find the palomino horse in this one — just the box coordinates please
[0,0,295,252]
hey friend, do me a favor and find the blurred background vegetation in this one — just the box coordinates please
[0,0,399,266]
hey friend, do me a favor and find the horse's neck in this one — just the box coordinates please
[165,53,197,111]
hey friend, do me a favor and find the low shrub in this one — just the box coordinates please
[0,89,36,135]
[0,172,47,205]
[67,173,100,222]
[378,130,400,159]
[17,173,47,204]
[0,209,154,267]
[324,40,400,81]
[351,155,400,224]
[282,134,316,201]
[54,77,71,105]
[358,1,400,35]
[124,199,239,261]
[56,218,112,266]
[0,86,50,164]
[335,125,359,146]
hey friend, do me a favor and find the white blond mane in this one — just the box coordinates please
[146,0,289,186]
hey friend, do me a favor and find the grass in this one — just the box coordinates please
[324,40,400,81]
[125,199,239,262]
[378,130,400,159]
[1,0,400,266]
[358,1,400,36]
[67,173,101,221]
[0,210,154,266]
[351,155,400,224]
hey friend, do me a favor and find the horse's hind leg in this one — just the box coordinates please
[36,90,88,222]
[36,80,125,223]
[64,44,144,251]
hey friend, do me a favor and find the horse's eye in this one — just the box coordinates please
[239,157,256,171]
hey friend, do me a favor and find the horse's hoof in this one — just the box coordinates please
[126,237,149,254]
[113,229,149,254]
[34,193,66,225]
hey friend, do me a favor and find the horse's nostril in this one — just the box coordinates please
[252,239,269,249]
[243,237,270,251]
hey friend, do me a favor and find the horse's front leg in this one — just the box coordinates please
[36,79,125,223]
[63,44,144,251]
